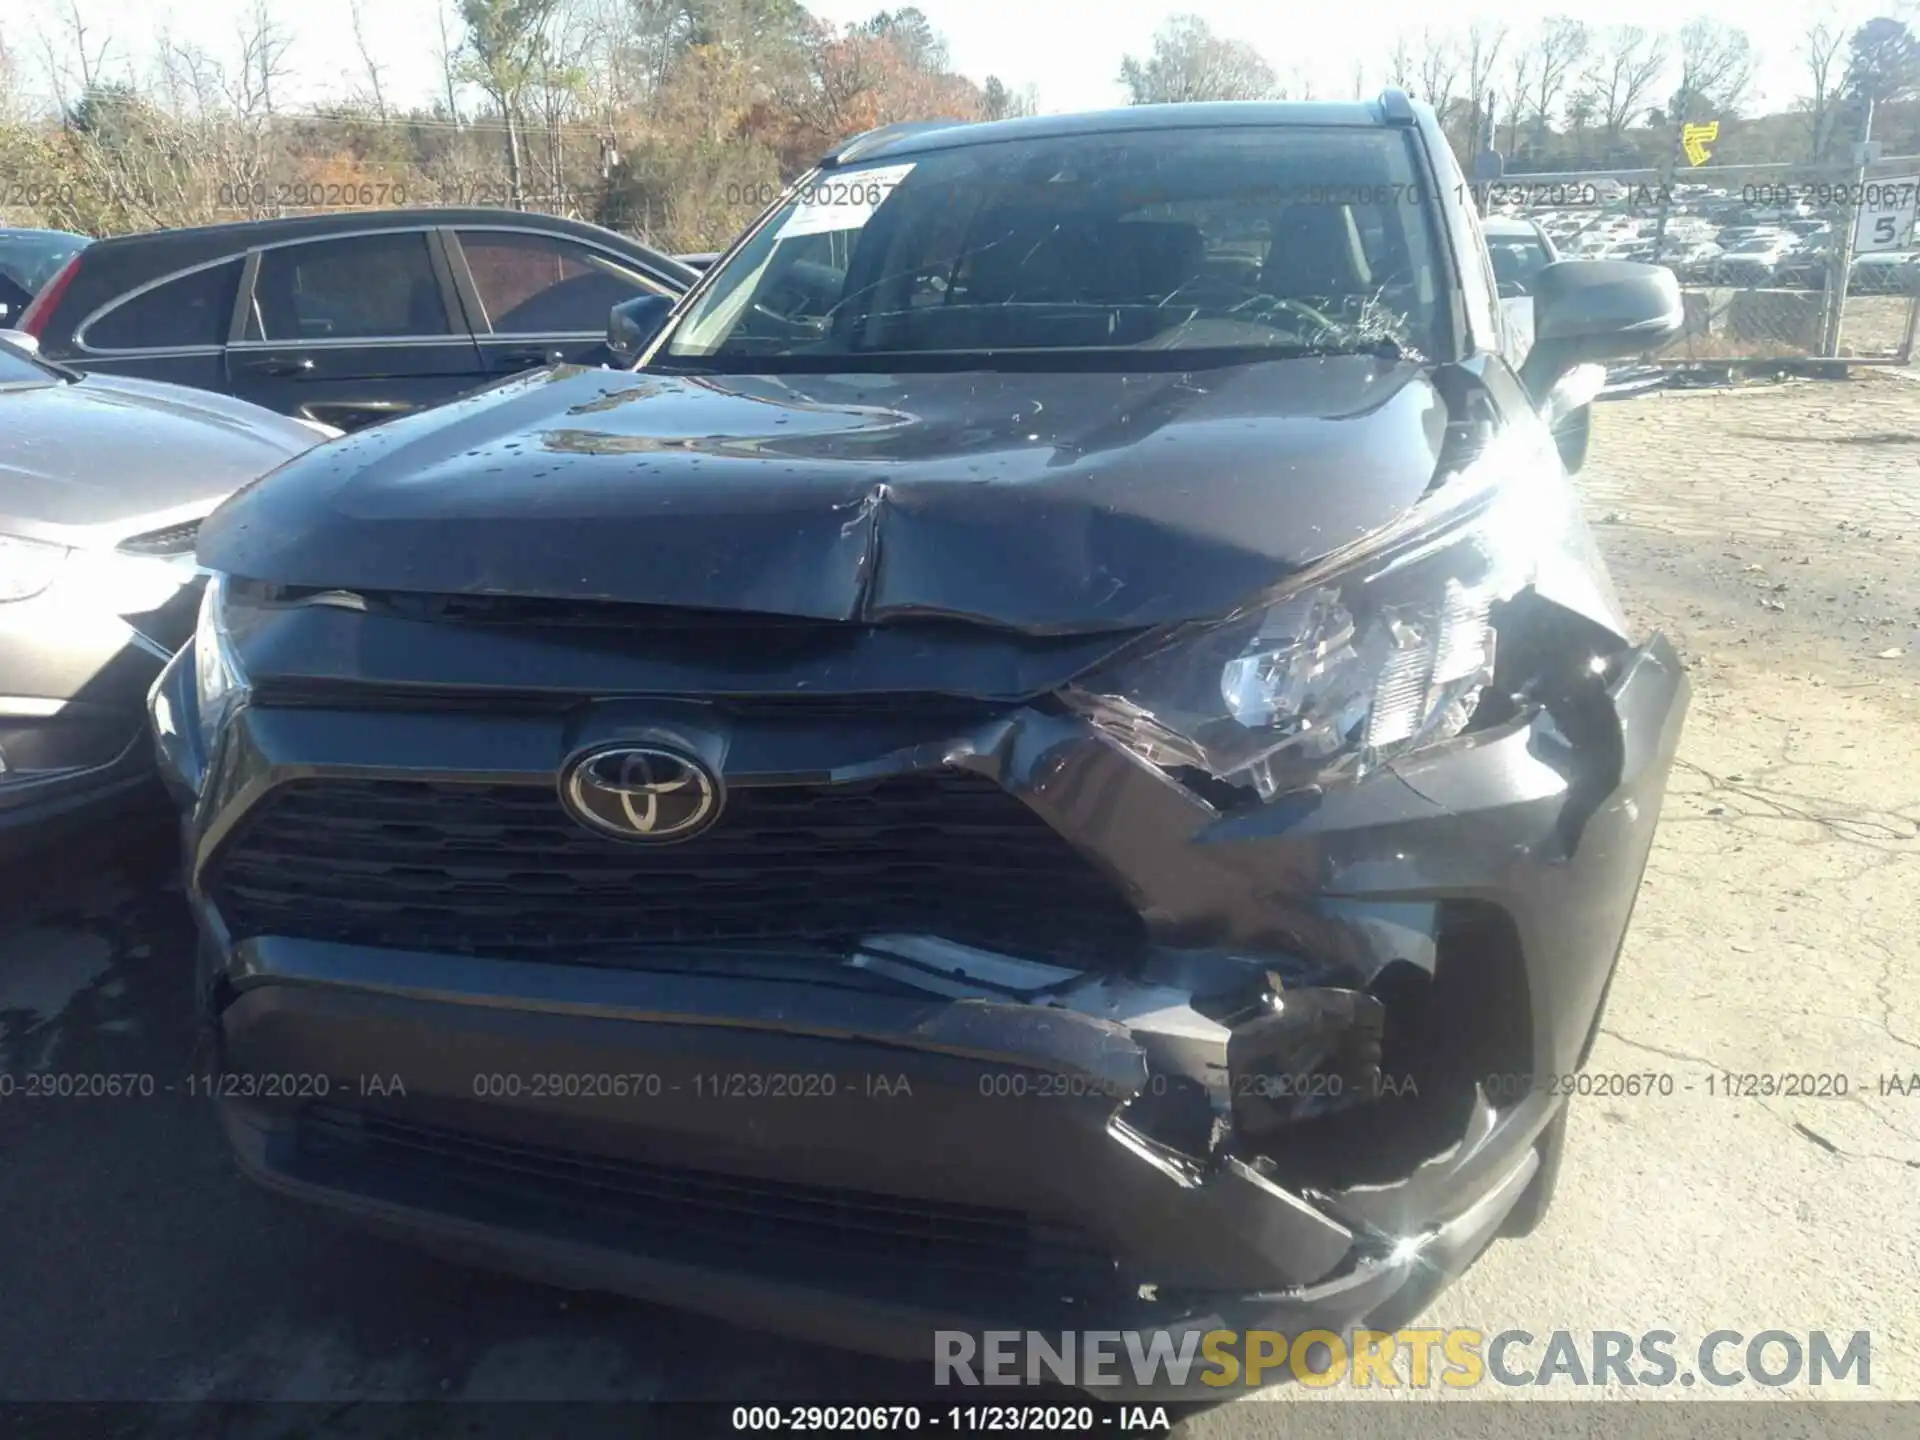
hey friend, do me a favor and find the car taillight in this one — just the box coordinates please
[18,253,82,339]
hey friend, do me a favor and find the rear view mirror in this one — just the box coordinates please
[1518,260,1682,401]
[607,294,675,363]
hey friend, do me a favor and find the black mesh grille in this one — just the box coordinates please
[294,1107,1120,1297]
[206,770,1146,966]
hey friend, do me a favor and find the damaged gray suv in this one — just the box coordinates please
[152,93,1689,1379]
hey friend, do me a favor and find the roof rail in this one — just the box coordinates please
[820,119,967,167]
[1378,88,1416,125]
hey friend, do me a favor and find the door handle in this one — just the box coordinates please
[243,357,315,376]
[496,347,564,367]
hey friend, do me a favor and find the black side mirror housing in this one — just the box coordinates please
[1517,260,1682,401]
[607,293,675,363]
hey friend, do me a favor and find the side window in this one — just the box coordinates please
[249,233,452,341]
[455,231,670,334]
[86,260,242,350]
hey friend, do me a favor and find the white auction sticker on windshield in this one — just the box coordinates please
[777,163,917,239]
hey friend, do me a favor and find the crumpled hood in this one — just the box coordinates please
[0,372,320,545]
[196,357,1451,633]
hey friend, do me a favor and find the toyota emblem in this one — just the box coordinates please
[560,744,723,843]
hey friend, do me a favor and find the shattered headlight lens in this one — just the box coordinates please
[193,573,250,757]
[1063,455,1578,801]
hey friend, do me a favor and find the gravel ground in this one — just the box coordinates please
[3,372,1917,1429]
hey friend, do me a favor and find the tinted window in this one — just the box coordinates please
[87,260,241,349]
[0,232,88,296]
[457,231,668,334]
[663,127,1446,370]
[251,232,451,340]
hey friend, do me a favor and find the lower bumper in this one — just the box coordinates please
[222,1084,1535,1398]
[212,931,1547,1392]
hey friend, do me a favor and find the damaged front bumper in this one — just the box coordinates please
[151,618,1687,1387]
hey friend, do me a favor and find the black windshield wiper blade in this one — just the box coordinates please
[1287,335,1415,361]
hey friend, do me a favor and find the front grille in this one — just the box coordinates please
[293,1107,1120,1299]
[206,770,1147,966]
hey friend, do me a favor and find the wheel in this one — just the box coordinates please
[1498,1102,1570,1238]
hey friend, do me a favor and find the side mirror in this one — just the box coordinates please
[1517,259,1681,402]
[607,293,675,363]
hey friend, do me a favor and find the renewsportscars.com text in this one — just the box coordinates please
[933,1328,1872,1390]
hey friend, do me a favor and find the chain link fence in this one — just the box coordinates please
[1481,160,1920,366]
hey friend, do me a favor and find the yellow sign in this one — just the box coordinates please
[1683,121,1720,167]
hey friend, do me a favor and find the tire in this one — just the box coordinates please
[1498,1102,1570,1238]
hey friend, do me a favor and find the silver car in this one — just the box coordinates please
[0,337,328,854]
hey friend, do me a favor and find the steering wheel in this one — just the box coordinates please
[1155,277,1345,341]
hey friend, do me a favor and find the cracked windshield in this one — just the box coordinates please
[665,129,1440,364]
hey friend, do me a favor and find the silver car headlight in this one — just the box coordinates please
[0,533,70,602]
[193,573,250,756]
[1062,438,1607,802]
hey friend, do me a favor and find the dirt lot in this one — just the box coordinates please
[3,372,1918,1426]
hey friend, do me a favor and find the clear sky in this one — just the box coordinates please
[11,0,1909,121]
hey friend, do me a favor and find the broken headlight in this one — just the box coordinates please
[193,572,250,758]
[1062,462,1575,801]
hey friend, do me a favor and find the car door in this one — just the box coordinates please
[64,255,245,397]
[224,229,482,432]
[444,227,682,376]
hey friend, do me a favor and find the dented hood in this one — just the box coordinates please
[195,357,1451,633]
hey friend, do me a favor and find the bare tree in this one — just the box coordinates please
[436,0,465,122]
[1352,59,1367,100]
[1800,14,1850,161]
[39,0,115,112]
[1415,27,1461,116]
[348,0,388,119]
[1528,18,1589,143]
[1502,42,1535,156]
[459,0,563,205]
[234,0,294,118]
[1671,17,1753,122]
[1387,38,1413,92]
[1460,21,1507,152]
[1585,25,1667,158]
[1117,15,1275,104]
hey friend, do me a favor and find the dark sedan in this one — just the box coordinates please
[0,338,323,853]
[17,210,694,432]
[152,97,1688,1394]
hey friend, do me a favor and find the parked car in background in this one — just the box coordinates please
[1850,249,1920,295]
[0,336,327,854]
[1773,244,1833,290]
[0,227,89,328]
[1666,240,1725,282]
[19,210,696,433]
[1710,235,1798,286]
[153,94,1689,1376]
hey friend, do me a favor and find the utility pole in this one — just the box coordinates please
[1821,95,1877,358]
[1651,110,1684,266]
